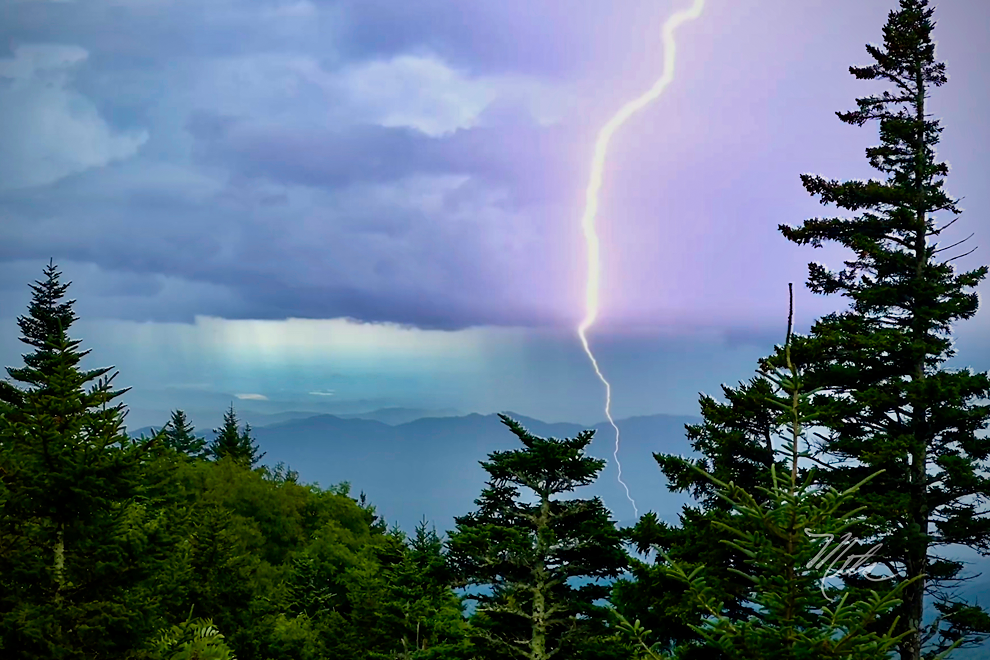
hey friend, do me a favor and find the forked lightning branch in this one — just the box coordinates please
[577,0,705,520]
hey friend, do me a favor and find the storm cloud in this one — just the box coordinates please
[1,0,988,338]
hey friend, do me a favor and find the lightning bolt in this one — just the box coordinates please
[578,0,706,520]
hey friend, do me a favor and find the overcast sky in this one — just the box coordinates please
[1,0,988,430]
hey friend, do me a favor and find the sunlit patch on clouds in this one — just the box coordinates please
[74,314,527,379]
[191,51,570,139]
[235,393,269,401]
[190,316,491,366]
[334,54,573,136]
[0,44,149,191]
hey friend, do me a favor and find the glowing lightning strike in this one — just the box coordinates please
[578,0,706,520]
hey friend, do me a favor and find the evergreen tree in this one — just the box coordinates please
[378,519,473,659]
[209,404,242,462]
[445,414,629,660]
[0,258,83,411]
[163,409,209,458]
[771,1,990,657]
[329,519,475,660]
[613,286,936,660]
[0,260,166,657]
[209,403,265,468]
[622,3,990,659]
[614,376,794,658]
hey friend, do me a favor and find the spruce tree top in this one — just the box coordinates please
[1,259,130,411]
[208,402,265,467]
[779,0,986,354]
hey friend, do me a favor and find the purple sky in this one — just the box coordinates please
[1,0,988,429]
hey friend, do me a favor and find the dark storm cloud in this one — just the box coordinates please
[1,0,987,342]
[328,0,655,77]
[0,0,633,77]
[0,125,574,331]
[1,0,337,62]
[0,0,602,330]
[440,119,586,206]
[187,109,582,206]
[193,276,565,331]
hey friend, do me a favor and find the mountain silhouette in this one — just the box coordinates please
[129,409,702,535]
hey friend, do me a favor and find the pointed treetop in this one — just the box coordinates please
[163,409,208,457]
[2,260,124,405]
[18,257,79,352]
[208,402,265,467]
[489,414,603,496]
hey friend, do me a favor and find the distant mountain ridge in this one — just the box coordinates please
[127,408,703,533]
[336,407,462,425]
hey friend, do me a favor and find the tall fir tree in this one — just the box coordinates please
[444,414,629,660]
[163,409,208,458]
[622,2,990,659]
[0,258,83,410]
[209,403,265,468]
[0,260,167,658]
[772,1,990,657]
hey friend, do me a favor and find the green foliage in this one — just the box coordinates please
[149,609,237,660]
[614,286,948,659]
[163,410,209,458]
[366,520,474,659]
[768,1,990,656]
[0,259,169,658]
[446,414,629,660]
[0,257,79,409]
[209,404,265,468]
[268,516,473,659]
[0,262,471,659]
[616,375,797,657]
